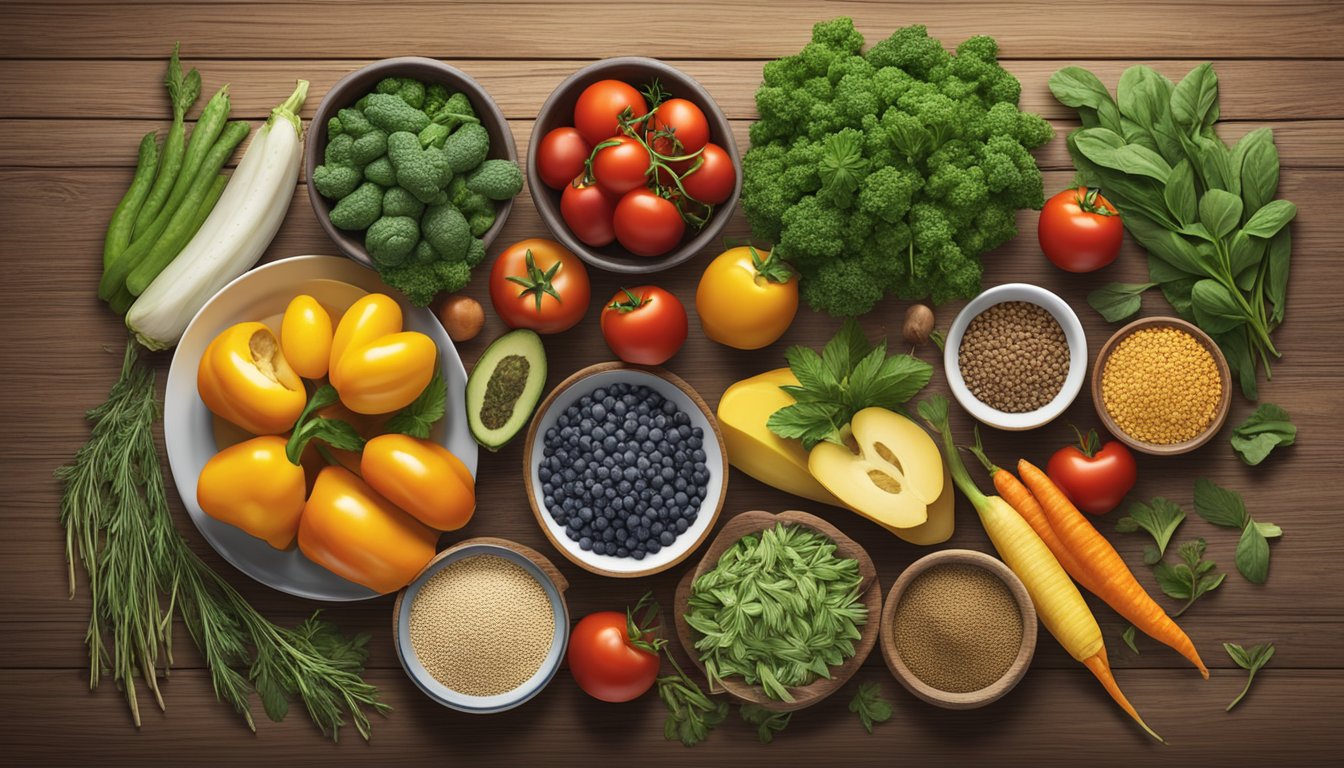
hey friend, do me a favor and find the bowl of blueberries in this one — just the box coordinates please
[522,362,728,578]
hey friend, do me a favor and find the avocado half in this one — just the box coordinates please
[466,328,547,451]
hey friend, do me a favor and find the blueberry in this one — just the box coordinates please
[596,466,609,480]
[674,412,690,426]
[674,477,687,492]
[613,401,627,417]
[651,522,664,535]
[674,491,688,506]
[592,426,607,441]
[660,466,675,481]
[622,466,639,482]
[617,480,632,495]
[579,507,594,522]
[543,494,555,508]
[539,467,551,482]
[593,542,606,555]
[641,440,656,454]
[660,485,675,499]
[675,518,690,533]
[616,547,629,558]
[632,550,646,560]
[660,530,676,546]
[662,400,676,414]
[650,494,665,508]
[648,427,664,442]
[566,528,581,541]
[689,495,702,508]
[579,537,593,551]
[647,541,662,554]
[593,515,609,530]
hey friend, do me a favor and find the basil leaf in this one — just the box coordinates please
[1242,199,1297,239]
[306,418,366,452]
[1266,229,1291,324]
[784,345,835,402]
[1227,231,1264,284]
[1050,66,1115,110]
[1236,522,1271,584]
[1199,189,1244,240]
[1170,63,1219,132]
[1195,134,1236,193]
[1236,128,1280,217]
[1230,403,1296,465]
[1163,159,1198,226]
[1193,478,1249,529]
[383,370,447,439]
[1074,130,1172,183]
[1087,282,1155,322]
[1191,279,1246,334]
[1118,498,1186,561]
[1152,561,1194,601]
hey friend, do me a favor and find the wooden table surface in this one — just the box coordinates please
[2,1,1341,765]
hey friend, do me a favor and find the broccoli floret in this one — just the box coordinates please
[464,237,486,267]
[459,191,493,218]
[328,182,383,231]
[382,186,425,219]
[327,116,343,137]
[387,131,452,204]
[312,154,362,201]
[418,122,451,149]
[465,159,523,201]
[337,108,375,138]
[362,156,397,187]
[423,84,450,118]
[378,259,471,307]
[421,204,470,261]
[376,77,426,109]
[436,92,478,130]
[350,128,388,167]
[445,174,470,208]
[324,133,354,166]
[363,93,431,134]
[410,239,440,265]
[467,209,496,238]
[364,215,420,268]
[441,123,490,174]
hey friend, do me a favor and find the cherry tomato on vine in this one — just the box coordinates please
[1038,187,1124,273]
[600,286,688,365]
[536,127,591,190]
[561,175,618,247]
[488,238,590,334]
[573,80,648,147]
[591,135,651,196]
[567,594,664,703]
[613,188,685,257]
[679,143,735,205]
[1046,427,1138,516]
[647,98,709,156]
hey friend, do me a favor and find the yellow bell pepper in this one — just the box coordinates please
[329,293,402,389]
[198,321,307,435]
[361,434,475,531]
[297,465,438,593]
[197,435,306,549]
[280,294,333,380]
[330,331,437,415]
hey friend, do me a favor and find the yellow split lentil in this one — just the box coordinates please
[1101,327,1221,444]
[408,554,555,697]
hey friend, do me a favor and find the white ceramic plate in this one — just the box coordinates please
[943,283,1088,431]
[164,255,477,602]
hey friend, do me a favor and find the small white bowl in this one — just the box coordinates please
[523,362,727,578]
[163,255,477,602]
[943,283,1087,431]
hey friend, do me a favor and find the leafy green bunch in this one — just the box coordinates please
[1051,63,1295,399]
[741,18,1052,314]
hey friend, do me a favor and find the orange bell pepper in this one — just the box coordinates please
[197,435,306,549]
[198,321,307,435]
[297,465,438,593]
[280,294,334,380]
[330,331,437,415]
[329,293,403,389]
[361,434,476,531]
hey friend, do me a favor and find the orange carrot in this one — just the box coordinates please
[1083,649,1163,742]
[1018,459,1209,679]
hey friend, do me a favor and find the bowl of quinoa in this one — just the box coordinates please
[393,538,570,713]
[1092,316,1232,455]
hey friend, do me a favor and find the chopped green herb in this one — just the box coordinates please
[739,703,791,744]
[1224,642,1275,711]
[1152,539,1225,618]
[848,681,893,733]
[1115,497,1186,564]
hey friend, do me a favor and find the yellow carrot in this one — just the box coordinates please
[1018,459,1210,679]
[920,397,1162,742]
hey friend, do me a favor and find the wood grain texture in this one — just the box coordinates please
[1,0,1341,765]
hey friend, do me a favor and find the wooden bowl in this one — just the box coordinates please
[527,56,741,274]
[673,510,882,712]
[1091,316,1233,456]
[522,361,727,578]
[304,57,518,269]
[879,549,1037,710]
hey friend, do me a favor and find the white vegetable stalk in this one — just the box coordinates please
[127,80,309,350]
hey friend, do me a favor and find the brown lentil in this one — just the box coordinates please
[893,564,1023,693]
[1101,326,1221,444]
[958,301,1070,413]
[408,554,555,697]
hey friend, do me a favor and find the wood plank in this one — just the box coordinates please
[3,58,1342,121]
[3,2,1342,60]
[0,668,1339,765]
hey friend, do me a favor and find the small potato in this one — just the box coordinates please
[436,295,485,342]
[903,304,935,346]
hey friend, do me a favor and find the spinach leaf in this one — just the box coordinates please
[1236,128,1280,218]
[1216,328,1259,400]
[1163,159,1198,225]
[1193,477,1248,528]
[1192,279,1247,333]
[1265,229,1291,324]
[1199,189,1244,240]
[1088,282,1156,323]
[1050,66,1115,110]
[1170,63,1220,132]
[1228,231,1264,288]
[1230,403,1296,465]
[1242,199,1297,239]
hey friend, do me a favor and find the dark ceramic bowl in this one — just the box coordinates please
[304,57,517,269]
[528,57,741,274]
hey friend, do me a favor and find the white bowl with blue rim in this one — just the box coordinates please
[393,539,570,714]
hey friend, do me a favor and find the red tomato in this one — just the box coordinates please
[678,143,735,205]
[1038,187,1124,272]
[591,135,651,196]
[600,286,688,365]
[567,604,660,703]
[613,189,685,257]
[573,80,648,147]
[561,175,617,247]
[488,238,590,334]
[535,127,591,190]
[1046,428,1138,516]
[647,98,709,156]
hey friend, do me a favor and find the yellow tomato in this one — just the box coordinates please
[280,294,334,379]
[361,434,476,531]
[695,246,798,350]
[197,435,307,549]
[329,293,403,388]
[331,331,437,414]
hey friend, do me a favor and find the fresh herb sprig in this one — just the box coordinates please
[848,681,893,733]
[384,369,448,438]
[768,320,932,449]
[1152,538,1225,617]
[1193,478,1282,584]
[1224,642,1275,711]
[1115,497,1187,564]
[1229,403,1295,465]
[284,384,366,464]
[657,658,728,747]
[739,703,792,744]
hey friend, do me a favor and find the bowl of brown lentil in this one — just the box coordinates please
[393,537,570,714]
[944,283,1088,431]
[1092,316,1232,456]
[879,549,1037,710]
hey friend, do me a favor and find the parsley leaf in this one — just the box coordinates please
[1230,403,1295,465]
[658,672,728,746]
[383,370,447,439]
[1224,642,1275,711]
[1115,497,1186,564]
[848,681,893,734]
[1152,538,1225,617]
[1193,479,1281,584]
[739,703,791,744]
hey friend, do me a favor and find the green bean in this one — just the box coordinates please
[130,44,200,239]
[126,121,249,295]
[108,286,135,316]
[103,131,159,269]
